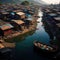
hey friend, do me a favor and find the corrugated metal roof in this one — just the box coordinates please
[49,13,57,16]
[26,17,33,21]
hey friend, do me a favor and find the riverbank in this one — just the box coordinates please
[0,17,37,49]
[3,22,37,40]
[0,39,15,48]
[0,14,38,48]
[41,5,60,48]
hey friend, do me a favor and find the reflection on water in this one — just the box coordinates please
[5,29,36,43]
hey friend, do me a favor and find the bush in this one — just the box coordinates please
[21,1,29,5]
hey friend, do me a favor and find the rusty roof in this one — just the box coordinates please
[16,12,25,16]
[0,22,13,30]
[12,20,25,25]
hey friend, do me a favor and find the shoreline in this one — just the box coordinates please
[0,9,39,41]
[4,23,37,40]
[0,17,38,48]
[0,6,39,48]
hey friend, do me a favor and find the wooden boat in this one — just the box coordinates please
[33,41,58,55]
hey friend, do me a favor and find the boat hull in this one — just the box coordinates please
[33,41,58,57]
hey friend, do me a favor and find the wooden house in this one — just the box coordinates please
[53,9,60,12]
[0,13,3,19]
[56,23,60,40]
[57,12,60,15]
[54,17,60,23]
[1,10,9,20]
[48,13,57,17]
[13,10,22,13]
[45,9,52,13]
[0,20,14,37]
[11,20,25,31]
[25,17,34,25]
[56,23,60,29]
[16,12,26,19]
[1,10,9,15]
[28,11,34,15]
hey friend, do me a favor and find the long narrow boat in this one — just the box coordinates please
[33,41,58,55]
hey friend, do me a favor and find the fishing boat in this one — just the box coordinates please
[33,41,58,55]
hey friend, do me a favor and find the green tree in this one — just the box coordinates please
[21,1,30,5]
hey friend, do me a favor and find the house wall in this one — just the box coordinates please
[10,21,25,31]
[20,14,26,19]
[4,29,13,36]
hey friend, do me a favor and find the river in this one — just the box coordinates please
[15,10,51,60]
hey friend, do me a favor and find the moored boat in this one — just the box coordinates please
[33,40,58,55]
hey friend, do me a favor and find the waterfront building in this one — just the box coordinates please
[0,12,3,19]
[16,12,26,19]
[57,12,60,15]
[48,13,57,17]
[56,23,60,29]
[11,20,25,31]
[54,17,60,23]
[0,20,14,37]
[42,5,60,40]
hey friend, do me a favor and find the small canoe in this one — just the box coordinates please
[33,41,58,54]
